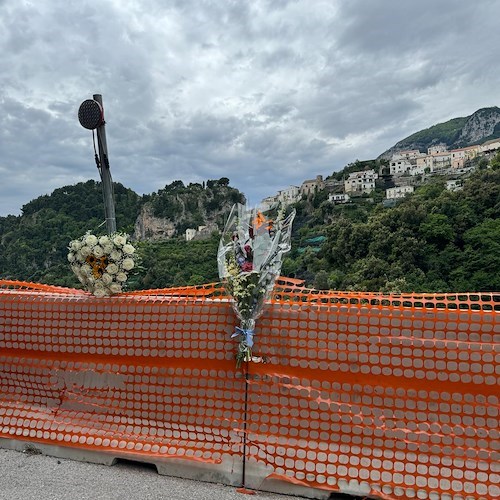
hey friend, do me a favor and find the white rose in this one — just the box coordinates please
[75,272,86,285]
[122,258,135,271]
[80,245,91,257]
[116,272,128,282]
[93,287,107,298]
[98,235,110,246]
[92,245,104,258]
[112,235,126,247]
[110,250,122,261]
[81,264,92,276]
[109,283,122,294]
[70,240,81,251]
[106,263,118,275]
[76,252,85,263]
[67,252,75,263]
[85,234,98,246]
[101,273,113,285]
[123,244,135,255]
[94,280,105,291]
[102,242,114,253]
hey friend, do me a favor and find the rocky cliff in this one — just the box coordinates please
[134,205,176,240]
[133,179,245,241]
[454,107,500,145]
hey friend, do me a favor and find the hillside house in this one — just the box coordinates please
[390,158,412,176]
[480,138,500,154]
[185,225,214,241]
[432,152,452,170]
[409,164,426,176]
[328,193,350,204]
[260,185,300,211]
[344,169,378,194]
[386,185,414,200]
[390,150,426,176]
[419,151,452,172]
[428,144,448,155]
[300,175,325,196]
[277,185,301,205]
[446,179,463,191]
[450,146,479,168]
[260,195,278,212]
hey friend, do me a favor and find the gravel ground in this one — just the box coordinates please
[0,448,317,500]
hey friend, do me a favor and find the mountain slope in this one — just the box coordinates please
[380,106,500,158]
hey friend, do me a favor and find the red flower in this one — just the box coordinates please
[241,261,253,272]
[244,244,253,261]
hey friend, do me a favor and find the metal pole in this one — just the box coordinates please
[93,94,117,234]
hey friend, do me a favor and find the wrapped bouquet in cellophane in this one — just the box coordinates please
[217,203,295,368]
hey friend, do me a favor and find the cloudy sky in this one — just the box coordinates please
[1,0,499,216]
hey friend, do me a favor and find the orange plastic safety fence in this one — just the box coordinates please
[0,281,243,468]
[246,299,498,499]
[0,279,498,500]
[0,280,88,295]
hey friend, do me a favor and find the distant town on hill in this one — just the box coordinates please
[259,106,500,217]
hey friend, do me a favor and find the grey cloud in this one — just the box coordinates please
[336,0,477,55]
[260,102,296,121]
[0,0,499,215]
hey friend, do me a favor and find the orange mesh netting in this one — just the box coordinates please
[0,279,498,500]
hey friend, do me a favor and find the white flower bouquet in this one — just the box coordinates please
[217,203,295,367]
[68,232,136,297]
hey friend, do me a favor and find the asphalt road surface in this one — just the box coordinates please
[0,448,323,500]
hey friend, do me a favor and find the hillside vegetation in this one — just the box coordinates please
[1,163,498,292]
[0,178,243,287]
[284,167,499,292]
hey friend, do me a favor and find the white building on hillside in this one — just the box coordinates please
[480,138,500,154]
[428,144,448,155]
[260,185,299,212]
[260,195,278,212]
[185,228,197,241]
[446,179,463,191]
[390,158,412,176]
[390,150,426,176]
[344,169,378,194]
[185,225,211,241]
[386,185,414,200]
[328,193,350,204]
[409,164,426,176]
[277,185,300,205]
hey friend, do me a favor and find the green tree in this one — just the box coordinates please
[313,270,329,290]
[459,218,500,290]
[419,213,455,248]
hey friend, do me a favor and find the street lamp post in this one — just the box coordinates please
[78,94,117,234]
